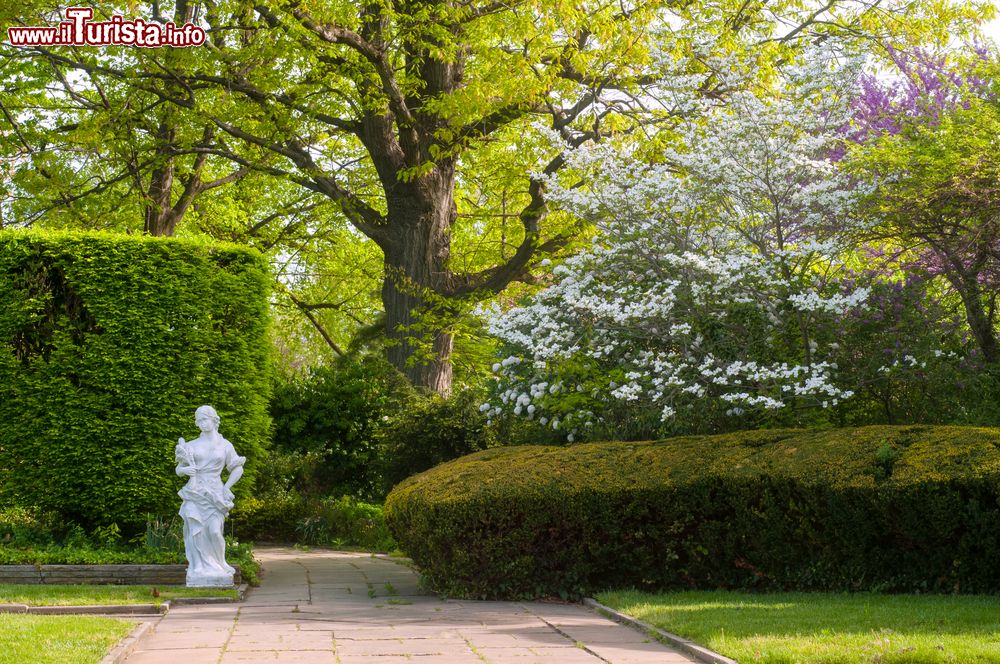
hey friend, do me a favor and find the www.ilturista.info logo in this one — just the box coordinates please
[7,7,206,47]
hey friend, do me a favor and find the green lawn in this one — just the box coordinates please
[596,590,1000,663]
[0,584,238,606]
[0,614,134,664]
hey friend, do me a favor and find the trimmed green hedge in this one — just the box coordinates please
[0,231,270,530]
[384,426,1000,599]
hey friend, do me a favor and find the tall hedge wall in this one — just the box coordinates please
[0,231,271,530]
[385,426,1000,599]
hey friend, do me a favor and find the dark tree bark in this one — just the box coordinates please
[921,234,1000,364]
[143,121,178,236]
[949,272,999,364]
[380,170,459,393]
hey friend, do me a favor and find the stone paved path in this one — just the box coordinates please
[124,546,697,664]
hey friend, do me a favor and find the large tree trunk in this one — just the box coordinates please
[144,121,177,236]
[954,278,1000,364]
[143,0,194,238]
[381,170,456,395]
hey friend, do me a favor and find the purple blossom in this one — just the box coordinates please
[839,45,997,150]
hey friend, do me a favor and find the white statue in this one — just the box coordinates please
[175,405,245,587]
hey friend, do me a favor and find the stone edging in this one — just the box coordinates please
[100,618,161,664]
[170,582,249,605]
[0,603,166,615]
[0,583,248,615]
[0,564,241,585]
[583,597,737,664]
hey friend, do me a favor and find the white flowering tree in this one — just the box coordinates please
[482,45,872,439]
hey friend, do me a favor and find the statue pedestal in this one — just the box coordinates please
[186,569,234,588]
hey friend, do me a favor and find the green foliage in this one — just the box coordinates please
[143,515,185,554]
[232,493,394,552]
[266,354,521,496]
[844,72,1000,367]
[0,507,185,564]
[813,271,1000,428]
[0,548,182,565]
[234,356,410,545]
[0,230,271,531]
[226,537,259,586]
[385,426,1000,599]
[229,481,307,544]
[294,496,395,552]
[0,506,65,548]
[377,386,499,492]
[269,356,412,500]
[231,429,395,550]
[0,506,258,583]
[236,364,516,549]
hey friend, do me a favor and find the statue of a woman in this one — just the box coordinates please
[175,405,245,587]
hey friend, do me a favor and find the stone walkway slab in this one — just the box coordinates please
[123,546,698,664]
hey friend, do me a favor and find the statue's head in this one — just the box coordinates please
[194,405,220,432]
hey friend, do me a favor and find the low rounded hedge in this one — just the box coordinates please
[384,426,1000,599]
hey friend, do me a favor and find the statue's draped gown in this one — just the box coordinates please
[176,439,245,579]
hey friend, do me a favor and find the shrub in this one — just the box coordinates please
[269,356,411,500]
[0,507,259,576]
[227,537,260,585]
[0,230,271,531]
[384,425,1000,599]
[229,490,306,543]
[0,506,67,547]
[294,496,395,551]
[824,272,998,428]
[142,515,185,553]
[0,546,184,565]
[232,493,394,551]
[377,387,498,491]
[0,507,186,564]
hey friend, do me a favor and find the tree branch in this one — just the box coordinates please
[284,289,346,357]
[285,6,417,132]
[458,100,546,143]
[449,151,571,297]
[209,118,392,246]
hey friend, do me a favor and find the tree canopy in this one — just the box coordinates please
[1,0,994,394]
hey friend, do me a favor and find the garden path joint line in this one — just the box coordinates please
[122,546,696,663]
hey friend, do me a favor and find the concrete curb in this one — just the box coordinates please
[169,582,249,605]
[100,617,160,664]
[583,597,737,664]
[0,583,247,615]
[0,603,28,613]
[27,603,166,616]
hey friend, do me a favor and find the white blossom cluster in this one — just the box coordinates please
[482,44,871,438]
[878,355,927,372]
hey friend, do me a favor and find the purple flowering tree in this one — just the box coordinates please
[844,48,1000,363]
